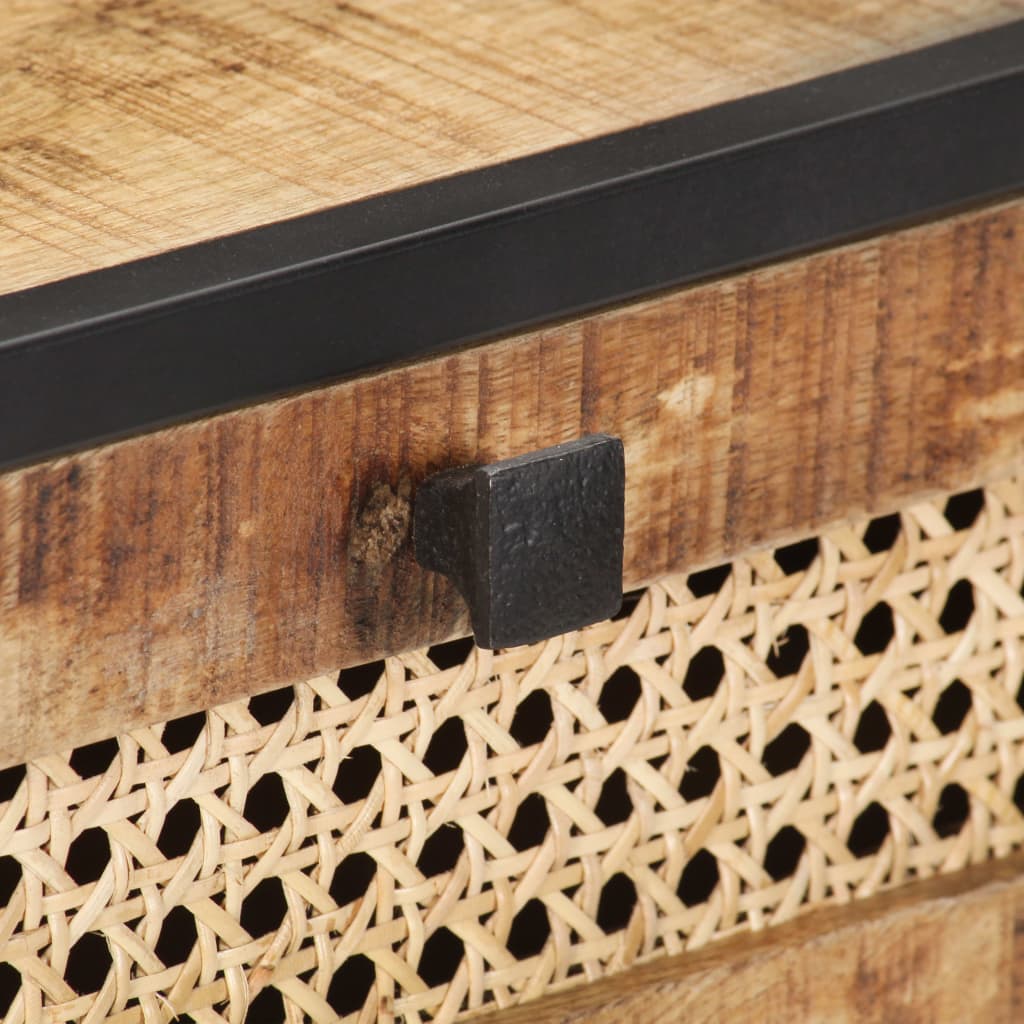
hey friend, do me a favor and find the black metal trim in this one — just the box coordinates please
[3,19,1024,470]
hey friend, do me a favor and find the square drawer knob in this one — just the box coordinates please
[414,435,625,648]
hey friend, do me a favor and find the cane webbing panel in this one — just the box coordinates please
[2,466,1024,1022]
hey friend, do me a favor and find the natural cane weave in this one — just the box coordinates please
[2,467,1024,1023]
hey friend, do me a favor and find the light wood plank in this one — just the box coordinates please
[472,854,1024,1024]
[2,0,1022,294]
[0,198,1022,765]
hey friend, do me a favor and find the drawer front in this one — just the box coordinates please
[2,466,1024,1021]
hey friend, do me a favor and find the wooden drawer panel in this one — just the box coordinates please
[3,198,1023,766]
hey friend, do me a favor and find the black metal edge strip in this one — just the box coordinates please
[2,19,1023,471]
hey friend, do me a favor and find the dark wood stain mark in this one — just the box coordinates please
[723,277,754,551]
[350,478,412,577]
[1011,900,1024,1020]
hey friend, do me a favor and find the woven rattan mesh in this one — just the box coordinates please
[2,469,1024,1023]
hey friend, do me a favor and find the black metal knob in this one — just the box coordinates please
[414,435,625,649]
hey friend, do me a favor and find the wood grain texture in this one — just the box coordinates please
[472,854,1024,1024]
[1,197,1023,766]
[2,0,1023,295]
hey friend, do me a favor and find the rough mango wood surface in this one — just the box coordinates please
[2,0,1023,293]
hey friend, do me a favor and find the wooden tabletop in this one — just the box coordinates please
[3,0,1023,296]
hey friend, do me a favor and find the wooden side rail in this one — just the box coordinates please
[475,855,1024,1024]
